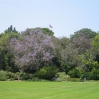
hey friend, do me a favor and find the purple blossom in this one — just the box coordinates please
[10,29,55,71]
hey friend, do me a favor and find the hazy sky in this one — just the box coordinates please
[0,0,99,38]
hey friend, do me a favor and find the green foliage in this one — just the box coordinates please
[6,71,17,80]
[84,61,99,72]
[52,48,62,70]
[0,71,17,81]
[0,71,7,81]
[4,25,18,33]
[92,34,99,50]
[84,62,93,72]
[1,26,99,81]
[37,66,58,80]
[42,28,54,36]
[92,34,99,59]
[55,72,70,81]
[90,68,99,80]
[0,71,34,81]
[92,61,99,69]
[70,28,97,40]
[60,62,71,73]
[80,72,91,80]
[68,68,81,78]
[16,72,31,80]
[24,27,54,36]
[81,67,99,80]
[0,26,19,71]
[59,37,70,49]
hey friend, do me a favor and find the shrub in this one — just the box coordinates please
[80,72,91,81]
[37,66,58,80]
[16,72,30,80]
[55,72,70,82]
[0,71,7,81]
[6,72,17,80]
[81,68,99,80]
[68,68,81,78]
[0,71,32,81]
[90,68,99,80]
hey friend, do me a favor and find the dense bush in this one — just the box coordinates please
[68,68,81,78]
[55,72,70,82]
[16,72,31,80]
[81,68,99,80]
[0,71,7,81]
[90,68,99,80]
[0,71,34,81]
[0,71,17,81]
[6,71,17,80]
[80,72,91,81]
[37,66,58,80]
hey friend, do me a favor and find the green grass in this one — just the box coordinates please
[0,81,99,99]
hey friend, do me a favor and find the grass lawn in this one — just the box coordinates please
[0,81,99,99]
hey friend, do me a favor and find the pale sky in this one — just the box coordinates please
[0,0,99,38]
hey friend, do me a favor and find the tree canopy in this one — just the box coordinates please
[0,26,99,80]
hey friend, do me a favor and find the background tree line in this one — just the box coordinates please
[0,25,99,81]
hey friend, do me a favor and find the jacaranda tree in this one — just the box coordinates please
[10,28,55,72]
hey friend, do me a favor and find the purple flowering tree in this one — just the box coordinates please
[10,29,55,71]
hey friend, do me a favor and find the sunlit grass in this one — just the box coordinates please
[0,81,99,99]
